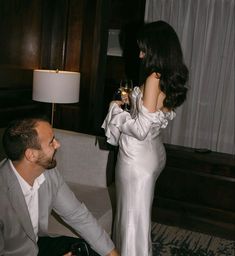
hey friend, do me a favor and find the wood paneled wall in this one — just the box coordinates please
[0,0,145,133]
[0,0,109,133]
[0,0,42,69]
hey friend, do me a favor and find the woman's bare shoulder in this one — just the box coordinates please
[146,72,160,82]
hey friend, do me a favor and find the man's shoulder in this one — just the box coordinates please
[0,159,10,178]
[40,168,67,198]
[44,167,60,178]
[0,159,11,192]
[43,167,64,185]
[0,158,8,168]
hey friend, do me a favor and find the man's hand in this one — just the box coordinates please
[64,248,120,256]
[106,248,120,256]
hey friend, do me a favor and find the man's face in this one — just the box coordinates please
[35,121,60,170]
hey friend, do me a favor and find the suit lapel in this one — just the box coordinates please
[38,180,50,233]
[5,161,37,243]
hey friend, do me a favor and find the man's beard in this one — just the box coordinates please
[45,158,57,169]
[36,150,57,170]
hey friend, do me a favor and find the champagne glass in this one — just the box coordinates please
[119,79,133,112]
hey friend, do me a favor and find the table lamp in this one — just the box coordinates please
[32,69,80,126]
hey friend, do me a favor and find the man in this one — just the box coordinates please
[0,117,119,256]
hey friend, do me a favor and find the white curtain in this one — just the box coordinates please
[145,0,234,154]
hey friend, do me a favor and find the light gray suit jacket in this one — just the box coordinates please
[0,159,114,256]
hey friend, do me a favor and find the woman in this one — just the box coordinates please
[102,21,188,256]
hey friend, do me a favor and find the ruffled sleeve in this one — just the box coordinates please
[102,93,176,145]
[101,102,131,146]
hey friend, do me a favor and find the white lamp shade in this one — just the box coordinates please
[33,69,80,103]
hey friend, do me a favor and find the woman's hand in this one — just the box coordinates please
[110,100,124,108]
[120,90,130,105]
[63,252,72,256]
[63,248,121,256]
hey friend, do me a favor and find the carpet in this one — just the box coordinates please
[151,223,235,256]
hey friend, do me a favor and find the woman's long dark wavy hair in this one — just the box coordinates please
[137,20,188,109]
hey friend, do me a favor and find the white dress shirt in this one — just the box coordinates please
[10,160,45,240]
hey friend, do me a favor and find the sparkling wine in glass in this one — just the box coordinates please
[119,79,133,111]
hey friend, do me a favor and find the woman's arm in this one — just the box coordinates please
[102,74,172,143]
[142,72,162,112]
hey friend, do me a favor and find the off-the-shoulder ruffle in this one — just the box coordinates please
[102,88,176,145]
[133,86,175,128]
[139,101,175,129]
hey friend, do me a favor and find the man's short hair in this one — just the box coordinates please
[2,116,49,161]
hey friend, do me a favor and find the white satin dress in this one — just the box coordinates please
[102,87,175,256]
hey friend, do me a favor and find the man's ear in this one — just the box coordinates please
[24,148,38,162]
